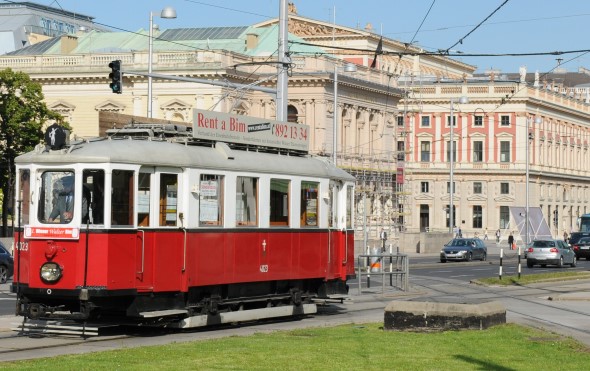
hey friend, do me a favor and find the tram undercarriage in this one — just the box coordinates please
[14,278,348,328]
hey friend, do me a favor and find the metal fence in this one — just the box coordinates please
[356,252,409,294]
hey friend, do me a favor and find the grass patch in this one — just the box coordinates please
[475,271,590,286]
[1,323,589,370]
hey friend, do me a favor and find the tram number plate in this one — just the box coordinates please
[259,265,269,273]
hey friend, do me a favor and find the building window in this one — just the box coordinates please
[421,116,430,127]
[500,182,509,194]
[397,116,404,126]
[446,115,457,127]
[421,181,429,193]
[500,206,510,229]
[420,141,430,162]
[447,182,455,194]
[473,182,482,194]
[446,141,456,162]
[474,115,483,127]
[473,205,483,228]
[287,105,298,123]
[500,115,510,126]
[500,141,510,162]
[236,176,258,226]
[397,141,405,161]
[473,141,483,162]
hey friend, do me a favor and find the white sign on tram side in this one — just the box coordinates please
[192,109,310,152]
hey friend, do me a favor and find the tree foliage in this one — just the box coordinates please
[0,68,65,236]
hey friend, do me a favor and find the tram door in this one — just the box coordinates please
[327,181,341,278]
[135,167,184,292]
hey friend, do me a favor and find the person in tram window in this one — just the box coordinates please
[49,176,76,223]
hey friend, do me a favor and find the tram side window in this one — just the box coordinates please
[18,170,30,225]
[111,170,134,226]
[199,174,224,226]
[270,178,290,226]
[82,169,105,224]
[346,185,354,229]
[236,176,258,226]
[301,181,319,227]
[159,173,178,227]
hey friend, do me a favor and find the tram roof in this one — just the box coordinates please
[16,138,355,182]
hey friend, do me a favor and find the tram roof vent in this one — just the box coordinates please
[215,142,235,160]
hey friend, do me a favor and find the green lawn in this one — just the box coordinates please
[475,271,590,286]
[1,323,588,370]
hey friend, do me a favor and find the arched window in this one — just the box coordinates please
[287,105,298,123]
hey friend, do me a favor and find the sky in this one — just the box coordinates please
[24,0,590,74]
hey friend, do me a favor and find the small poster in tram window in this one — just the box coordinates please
[138,192,150,213]
[306,199,317,226]
[200,199,218,222]
[200,181,218,197]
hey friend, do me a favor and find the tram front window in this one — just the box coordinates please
[39,171,77,224]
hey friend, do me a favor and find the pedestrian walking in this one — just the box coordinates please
[484,228,488,240]
[495,229,500,243]
[508,231,514,250]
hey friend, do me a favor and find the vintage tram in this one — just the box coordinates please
[11,112,356,328]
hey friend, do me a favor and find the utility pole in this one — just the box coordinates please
[276,0,289,122]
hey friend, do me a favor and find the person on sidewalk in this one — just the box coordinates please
[508,231,514,250]
[484,228,489,240]
[496,229,501,243]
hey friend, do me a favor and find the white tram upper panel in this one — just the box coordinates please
[17,138,355,182]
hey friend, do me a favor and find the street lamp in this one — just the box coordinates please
[148,6,177,118]
[333,62,357,165]
[449,96,468,233]
[525,116,542,245]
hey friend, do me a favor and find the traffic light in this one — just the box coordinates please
[108,60,122,94]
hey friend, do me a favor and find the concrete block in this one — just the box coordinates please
[384,299,506,331]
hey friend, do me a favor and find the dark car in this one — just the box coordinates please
[526,239,576,268]
[0,241,14,284]
[440,238,487,263]
[571,236,590,261]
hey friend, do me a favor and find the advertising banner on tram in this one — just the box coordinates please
[192,109,310,152]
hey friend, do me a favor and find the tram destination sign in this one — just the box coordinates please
[192,109,309,152]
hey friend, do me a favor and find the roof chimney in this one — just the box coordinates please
[246,33,259,50]
[60,35,78,54]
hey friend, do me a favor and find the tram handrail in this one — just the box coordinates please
[356,253,409,294]
[137,230,145,274]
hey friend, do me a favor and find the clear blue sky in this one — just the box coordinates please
[30,0,590,74]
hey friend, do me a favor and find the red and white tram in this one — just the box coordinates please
[11,114,356,328]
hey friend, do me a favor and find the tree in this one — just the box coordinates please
[0,68,65,236]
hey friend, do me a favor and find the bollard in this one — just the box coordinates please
[499,248,503,280]
[370,246,381,273]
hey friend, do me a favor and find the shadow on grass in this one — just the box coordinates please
[455,354,516,371]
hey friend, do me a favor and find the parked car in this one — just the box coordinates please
[526,239,576,268]
[571,236,590,261]
[0,241,14,284]
[440,238,487,263]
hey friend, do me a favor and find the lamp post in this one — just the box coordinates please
[525,116,542,245]
[333,62,357,165]
[148,7,177,118]
[449,96,468,233]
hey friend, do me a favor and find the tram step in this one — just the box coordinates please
[139,309,189,318]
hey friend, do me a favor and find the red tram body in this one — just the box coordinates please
[11,120,356,328]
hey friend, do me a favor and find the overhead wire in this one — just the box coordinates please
[444,0,510,54]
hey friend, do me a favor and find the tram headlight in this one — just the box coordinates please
[40,262,62,283]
